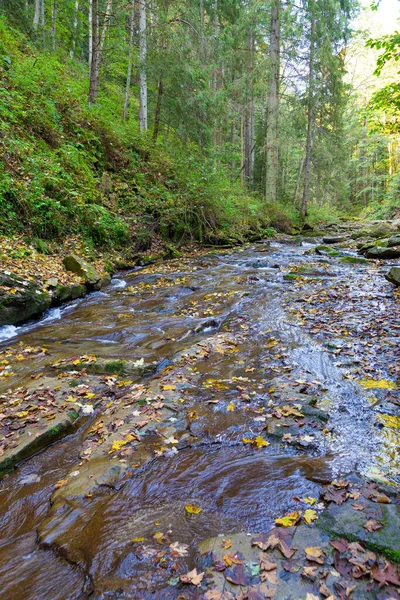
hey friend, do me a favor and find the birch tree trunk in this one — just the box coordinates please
[124,0,136,122]
[301,9,315,220]
[40,0,45,28]
[33,0,41,29]
[70,0,79,58]
[200,0,205,60]
[88,0,112,104]
[99,0,112,57]
[88,0,93,68]
[139,0,147,132]
[265,0,280,202]
[88,0,100,103]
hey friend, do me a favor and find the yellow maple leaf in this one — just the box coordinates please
[275,510,301,527]
[109,439,129,453]
[163,384,176,391]
[227,403,236,412]
[304,509,317,525]
[254,435,269,448]
[303,496,317,505]
[185,503,201,514]
[131,537,145,543]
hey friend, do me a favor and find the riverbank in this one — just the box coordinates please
[1,218,400,332]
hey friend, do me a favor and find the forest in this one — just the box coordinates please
[0,1,400,599]
[0,0,398,251]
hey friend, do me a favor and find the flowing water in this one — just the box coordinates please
[0,240,399,599]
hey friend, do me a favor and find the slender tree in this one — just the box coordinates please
[124,0,136,122]
[265,0,280,202]
[139,0,147,131]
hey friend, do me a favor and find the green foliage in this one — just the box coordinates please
[0,16,288,248]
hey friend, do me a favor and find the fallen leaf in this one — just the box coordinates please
[185,503,201,514]
[169,541,189,556]
[304,509,317,525]
[275,510,301,527]
[180,568,204,586]
[363,519,383,532]
[302,565,318,580]
[305,547,325,564]
[223,552,243,567]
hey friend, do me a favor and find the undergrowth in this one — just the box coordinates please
[0,18,293,251]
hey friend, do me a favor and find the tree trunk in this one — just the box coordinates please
[294,153,305,204]
[70,0,79,58]
[265,0,280,203]
[99,0,112,57]
[212,0,219,167]
[139,0,147,131]
[88,0,100,103]
[153,79,164,141]
[88,0,93,68]
[52,0,57,52]
[200,0,205,59]
[301,9,315,220]
[243,29,255,189]
[40,0,45,27]
[124,0,136,122]
[33,0,41,29]
[88,0,112,104]
[362,115,368,207]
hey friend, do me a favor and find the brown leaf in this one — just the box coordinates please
[180,568,204,586]
[363,519,383,532]
[329,539,348,553]
[301,565,318,580]
[352,503,366,511]
[305,546,325,564]
[323,485,348,505]
[371,562,400,586]
[259,553,277,572]
[226,563,247,586]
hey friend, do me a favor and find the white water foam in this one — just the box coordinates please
[0,325,18,342]
[111,278,127,289]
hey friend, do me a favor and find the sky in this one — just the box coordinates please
[357,0,400,34]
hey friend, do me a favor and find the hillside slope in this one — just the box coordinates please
[0,19,292,257]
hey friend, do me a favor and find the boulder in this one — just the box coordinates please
[365,246,400,259]
[339,256,369,265]
[385,234,400,247]
[385,266,400,286]
[0,272,51,326]
[360,222,398,239]
[62,254,102,289]
[322,235,346,244]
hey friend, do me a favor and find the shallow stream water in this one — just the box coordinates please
[0,240,399,599]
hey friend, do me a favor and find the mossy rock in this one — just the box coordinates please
[385,266,400,286]
[339,256,369,265]
[63,254,102,289]
[318,502,400,563]
[315,245,334,255]
[366,246,400,259]
[0,272,51,326]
